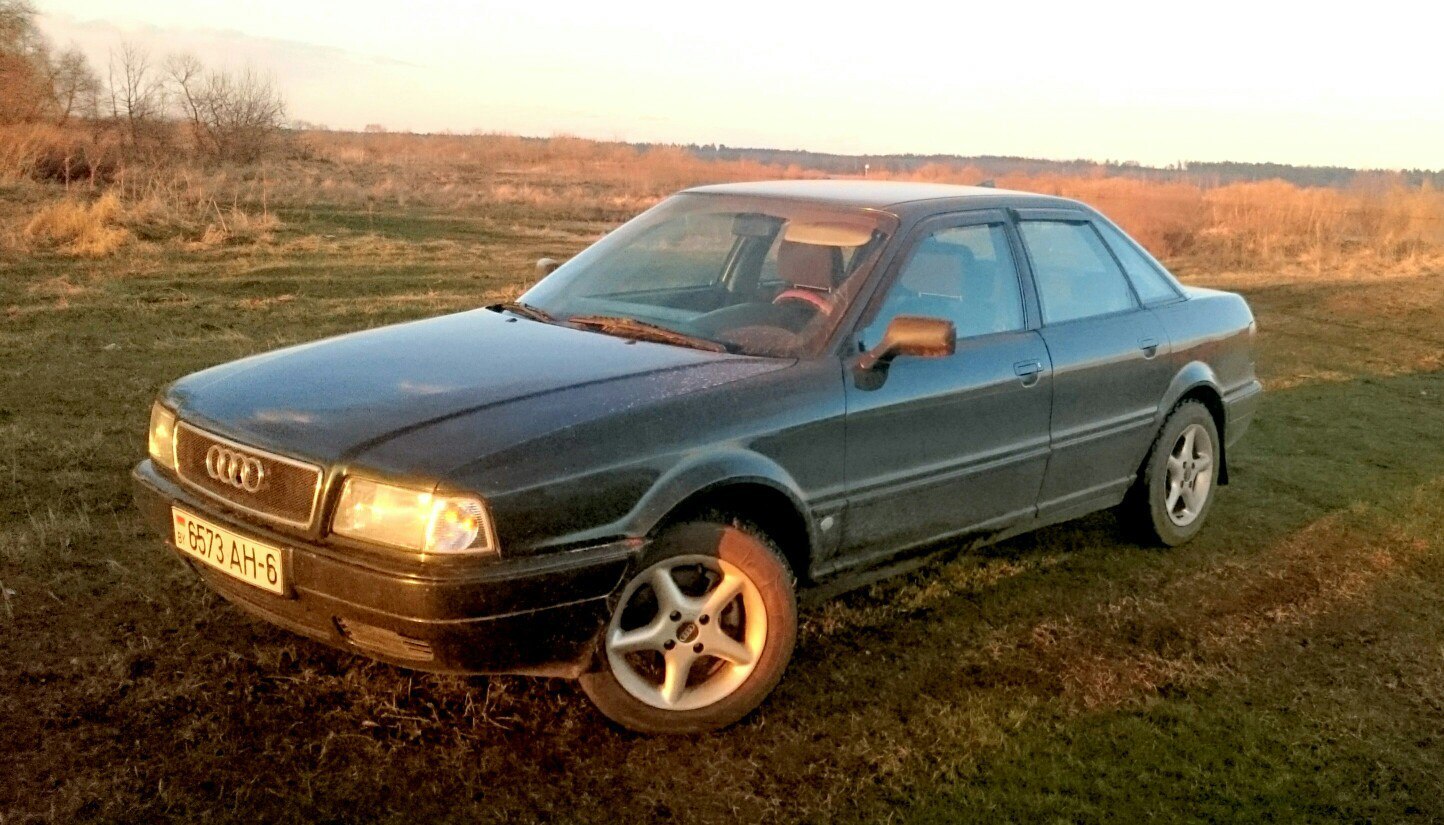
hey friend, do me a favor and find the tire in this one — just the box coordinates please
[578,520,797,734]
[1122,400,1221,547]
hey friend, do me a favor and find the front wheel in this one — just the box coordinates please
[1123,401,1221,546]
[578,521,797,734]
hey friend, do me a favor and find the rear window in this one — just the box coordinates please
[1096,221,1181,304]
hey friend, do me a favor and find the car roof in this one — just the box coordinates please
[683,179,1082,214]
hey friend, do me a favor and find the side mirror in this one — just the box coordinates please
[857,315,955,371]
[536,257,562,276]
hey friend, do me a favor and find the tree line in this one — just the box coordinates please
[0,0,286,164]
[690,147,1442,191]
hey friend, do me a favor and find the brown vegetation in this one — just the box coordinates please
[2,0,1441,270]
[5,126,1442,271]
[0,0,100,127]
[21,189,128,256]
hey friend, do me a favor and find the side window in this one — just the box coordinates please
[1095,221,1181,304]
[860,222,1024,347]
[1018,220,1138,324]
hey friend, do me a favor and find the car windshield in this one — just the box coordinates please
[517,193,892,357]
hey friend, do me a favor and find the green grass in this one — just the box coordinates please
[2,206,1441,823]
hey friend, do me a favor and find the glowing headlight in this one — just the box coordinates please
[148,403,177,471]
[332,477,496,555]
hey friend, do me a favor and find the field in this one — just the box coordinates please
[2,138,1443,823]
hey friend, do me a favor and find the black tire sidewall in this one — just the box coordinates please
[578,520,798,734]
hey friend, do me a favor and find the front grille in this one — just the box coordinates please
[174,422,323,528]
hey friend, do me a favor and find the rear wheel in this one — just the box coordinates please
[579,520,797,734]
[1123,401,1221,546]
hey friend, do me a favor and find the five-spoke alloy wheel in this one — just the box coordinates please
[580,520,796,734]
[1125,400,1222,546]
[1164,422,1214,527]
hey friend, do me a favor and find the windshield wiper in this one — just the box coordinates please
[487,301,557,324]
[566,315,732,353]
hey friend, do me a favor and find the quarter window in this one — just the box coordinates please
[860,223,1024,346]
[1095,221,1182,304]
[1018,220,1138,324]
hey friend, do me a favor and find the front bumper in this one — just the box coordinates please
[132,459,640,677]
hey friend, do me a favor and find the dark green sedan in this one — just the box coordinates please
[134,180,1261,733]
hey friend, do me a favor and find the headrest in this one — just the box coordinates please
[906,243,970,298]
[778,241,842,291]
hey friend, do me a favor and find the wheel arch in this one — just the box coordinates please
[627,451,816,581]
[1159,362,1230,484]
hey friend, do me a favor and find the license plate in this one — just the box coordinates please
[172,507,286,595]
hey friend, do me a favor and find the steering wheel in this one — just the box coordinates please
[772,288,834,315]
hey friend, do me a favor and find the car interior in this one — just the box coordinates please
[859,226,1024,347]
[562,211,884,356]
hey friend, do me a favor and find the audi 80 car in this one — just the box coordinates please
[134,180,1261,733]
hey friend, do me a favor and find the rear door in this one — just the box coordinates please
[1013,209,1173,519]
[835,210,1052,567]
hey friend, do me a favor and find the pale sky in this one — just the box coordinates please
[35,0,1444,170]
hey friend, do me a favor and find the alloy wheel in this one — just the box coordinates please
[604,554,768,711]
[1164,422,1214,526]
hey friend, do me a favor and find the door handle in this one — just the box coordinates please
[1013,359,1043,387]
[1138,337,1160,359]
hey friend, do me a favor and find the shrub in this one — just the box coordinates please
[0,124,120,185]
[23,191,129,256]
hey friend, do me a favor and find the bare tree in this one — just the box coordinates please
[48,47,101,124]
[0,0,36,51]
[167,54,286,162]
[1,8,289,165]
[107,41,165,143]
[166,52,206,144]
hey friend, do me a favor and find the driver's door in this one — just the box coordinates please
[833,211,1053,567]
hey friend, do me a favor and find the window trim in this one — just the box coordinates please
[1012,213,1145,327]
[1091,218,1186,307]
[845,209,1032,349]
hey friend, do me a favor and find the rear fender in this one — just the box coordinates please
[1158,361,1230,483]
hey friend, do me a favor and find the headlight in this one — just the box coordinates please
[148,403,177,471]
[332,477,497,555]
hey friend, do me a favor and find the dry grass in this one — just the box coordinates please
[22,191,130,256]
[897,164,1444,265]
[10,177,280,256]
[5,127,1442,268]
[0,123,124,187]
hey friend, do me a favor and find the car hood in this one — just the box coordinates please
[167,309,786,473]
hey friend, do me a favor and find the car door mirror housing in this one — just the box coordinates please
[857,315,956,371]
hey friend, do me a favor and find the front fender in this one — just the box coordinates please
[623,448,814,546]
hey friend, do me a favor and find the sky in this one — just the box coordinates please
[34,0,1444,171]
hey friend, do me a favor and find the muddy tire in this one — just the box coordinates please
[1123,401,1221,546]
[579,520,797,734]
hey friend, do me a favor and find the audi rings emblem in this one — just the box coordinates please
[204,445,266,493]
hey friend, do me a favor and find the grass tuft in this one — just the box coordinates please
[22,191,130,256]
